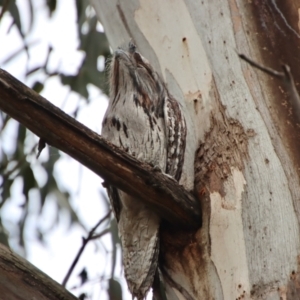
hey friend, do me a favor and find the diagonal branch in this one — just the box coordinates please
[0,244,77,300]
[0,68,201,229]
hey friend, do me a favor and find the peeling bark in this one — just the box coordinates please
[195,98,252,196]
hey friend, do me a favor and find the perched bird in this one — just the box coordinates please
[101,42,186,299]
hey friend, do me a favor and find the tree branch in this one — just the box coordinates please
[0,68,201,229]
[62,210,111,287]
[0,244,77,300]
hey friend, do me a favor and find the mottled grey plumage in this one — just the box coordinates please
[101,42,186,300]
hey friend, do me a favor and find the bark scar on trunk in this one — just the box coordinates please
[194,100,254,196]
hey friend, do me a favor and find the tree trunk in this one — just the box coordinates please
[91,0,300,299]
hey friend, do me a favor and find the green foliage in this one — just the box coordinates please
[0,0,110,97]
[60,0,110,97]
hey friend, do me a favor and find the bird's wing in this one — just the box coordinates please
[164,96,187,181]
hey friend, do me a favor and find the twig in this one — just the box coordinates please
[88,228,110,240]
[238,54,284,78]
[239,53,300,123]
[0,0,9,21]
[62,210,111,287]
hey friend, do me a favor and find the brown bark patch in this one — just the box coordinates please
[159,223,210,299]
[194,104,251,195]
[160,223,199,257]
[286,255,300,299]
